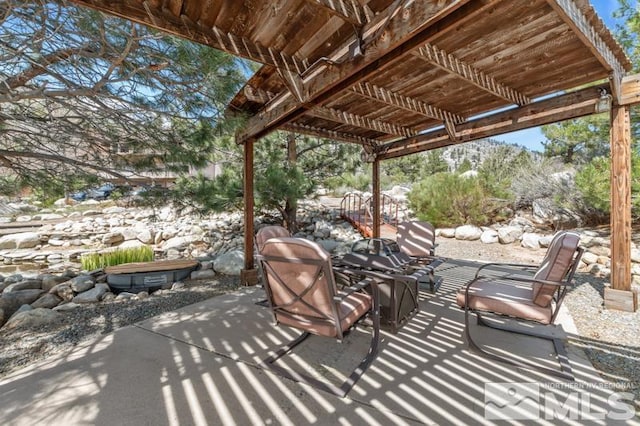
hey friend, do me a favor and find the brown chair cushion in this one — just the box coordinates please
[256,226,290,252]
[397,221,436,257]
[456,279,552,324]
[531,232,580,307]
[276,291,371,338]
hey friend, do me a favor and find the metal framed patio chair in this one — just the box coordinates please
[397,220,437,258]
[396,220,444,292]
[257,237,381,397]
[456,231,584,380]
[255,225,291,253]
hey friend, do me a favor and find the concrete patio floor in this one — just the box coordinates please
[0,259,637,425]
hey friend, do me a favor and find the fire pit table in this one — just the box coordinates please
[334,239,445,333]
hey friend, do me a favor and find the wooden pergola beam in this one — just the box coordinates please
[377,83,606,160]
[309,106,417,137]
[350,82,465,123]
[620,73,640,106]
[546,0,629,103]
[414,43,531,106]
[605,105,635,311]
[237,0,477,142]
[304,0,366,26]
[69,0,308,75]
[281,123,379,147]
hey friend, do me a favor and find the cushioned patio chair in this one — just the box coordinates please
[255,225,291,253]
[456,231,583,380]
[257,237,381,397]
[397,220,437,258]
[396,220,444,292]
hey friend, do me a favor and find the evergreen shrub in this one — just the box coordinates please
[408,173,489,227]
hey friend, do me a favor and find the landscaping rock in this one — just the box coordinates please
[40,274,70,292]
[0,289,44,318]
[3,308,61,330]
[213,250,244,276]
[163,236,191,251]
[480,229,499,244]
[439,228,456,238]
[102,232,124,245]
[70,275,95,293]
[3,279,43,293]
[0,232,41,249]
[538,235,553,248]
[521,233,541,249]
[497,226,523,244]
[31,293,63,309]
[190,269,216,280]
[316,239,340,253]
[52,302,81,312]
[136,229,154,244]
[73,283,109,303]
[581,252,599,265]
[454,225,482,241]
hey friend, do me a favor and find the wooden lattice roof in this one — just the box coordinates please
[69,0,633,158]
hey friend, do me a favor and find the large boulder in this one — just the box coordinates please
[163,236,191,251]
[4,308,62,330]
[0,232,41,249]
[213,250,244,276]
[438,228,456,238]
[480,229,499,244]
[40,274,70,292]
[31,293,63,309]
[136,229,155,245]
[0,289,44,319]
[73,283,109,303]
[2,279,42,293]
[454,225,482,241]
[497,226,523,244]
[521,233,542,249]
[70,275,95,293]
[102,232,124,245]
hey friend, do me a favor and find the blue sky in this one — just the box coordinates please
[496,0,623,152]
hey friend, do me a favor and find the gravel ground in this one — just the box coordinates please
[1,238,637,408]
[0,275,239,377]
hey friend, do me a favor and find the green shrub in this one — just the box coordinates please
[408,173,491,227]
[81,246,154,271]
[324,171,371,195]
[574,153,640,222]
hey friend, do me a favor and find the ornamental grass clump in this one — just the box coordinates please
[81,246,154,271]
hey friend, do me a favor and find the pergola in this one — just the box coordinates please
[68,0,639,310]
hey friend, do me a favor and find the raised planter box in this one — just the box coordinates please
[105,259,199,293]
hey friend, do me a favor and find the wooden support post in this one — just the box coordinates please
[241,138,258,286]
[605,105,636,311]
[372,158,381,238]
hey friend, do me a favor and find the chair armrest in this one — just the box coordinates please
[474,262,539,279]
[467,274,572,291]
[333,275,381,302]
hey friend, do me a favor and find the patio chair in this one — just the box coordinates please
[397,220,437,258]
[255,225,291,253]
[255,225,292,305]
[396,220,444,292]
[257,237,381,397]
[456,231,583,380]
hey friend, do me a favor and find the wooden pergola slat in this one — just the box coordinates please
[415,43,531,106]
